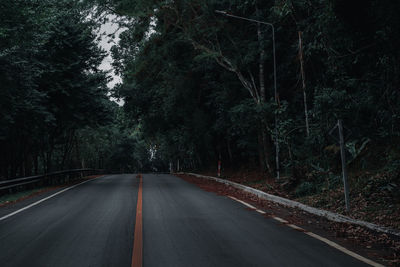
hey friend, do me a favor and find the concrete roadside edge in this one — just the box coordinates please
[179,172,400,238]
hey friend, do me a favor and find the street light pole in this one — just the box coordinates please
[215,10,279,179]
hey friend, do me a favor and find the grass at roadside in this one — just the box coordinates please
[0,187,53,206]
[0,174,103,207]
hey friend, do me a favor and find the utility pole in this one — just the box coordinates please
[338,120,350,212]
[215,10,280,179]
[298,31,310,137]
[217,159,221,178]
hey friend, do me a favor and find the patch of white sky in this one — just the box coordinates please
[97,14,125,105]
[97,13,157,106]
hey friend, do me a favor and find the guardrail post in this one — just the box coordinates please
[0,169,103,196]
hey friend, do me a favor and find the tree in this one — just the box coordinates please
[0,0,113,178]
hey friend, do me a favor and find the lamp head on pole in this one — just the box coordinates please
[214,10,228,15]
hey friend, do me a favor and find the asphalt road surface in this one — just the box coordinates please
[0,174,371,267]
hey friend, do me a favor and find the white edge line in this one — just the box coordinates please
[185,172,400,238]
[0,176,105,222]
[228,196,257,210]
[273,216,289,224]
[228,196,384,267]
[287,224,305,231]
[229,196,266,215]
[305,232,384,267]
[256,209,266,214]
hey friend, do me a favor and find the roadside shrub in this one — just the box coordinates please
[295,181,316,197]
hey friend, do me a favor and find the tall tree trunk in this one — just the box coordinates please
[298,31,310,137]
[34,154,39,175]
[25,152,33,176]
[257,8,272,173]
[226,137,233,165]
[46,151,52,173]
[46,136,54,173]
[261,126,272,172]
[60,130,75,170]
[257,22,266,101]
[257,129,265,172]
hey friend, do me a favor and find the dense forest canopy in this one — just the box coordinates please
[0,0,153,178]
[97,0,400,175]
[1,0,400,188]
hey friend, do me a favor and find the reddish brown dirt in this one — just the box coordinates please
[200,169,290,197]
[0,187,58,208]
[177,173,400,266]
[201,169,400,231]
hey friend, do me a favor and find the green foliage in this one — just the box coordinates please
[295,182,316,197]
[295,172,341,198]
[3,0,400,180]
[95,0,400,176]
[0,0,115,178]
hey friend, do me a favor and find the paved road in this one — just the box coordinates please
[0,175,138,267]
[0,174,370,266]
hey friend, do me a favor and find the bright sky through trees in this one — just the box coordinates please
[97,15,123,105]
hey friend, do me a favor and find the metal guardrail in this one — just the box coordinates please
[0,169,105,195]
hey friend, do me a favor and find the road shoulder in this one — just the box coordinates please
[177,173,399,266]
[0,175,105,219]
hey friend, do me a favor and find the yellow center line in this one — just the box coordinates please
[131,174,143,267]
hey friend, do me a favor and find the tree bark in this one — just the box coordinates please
[298,31,310,137]
[226,137,233,164]
[257,8,266,103]
[257,7,272,173]
[257,129,265,172]
[34,154,38,175]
